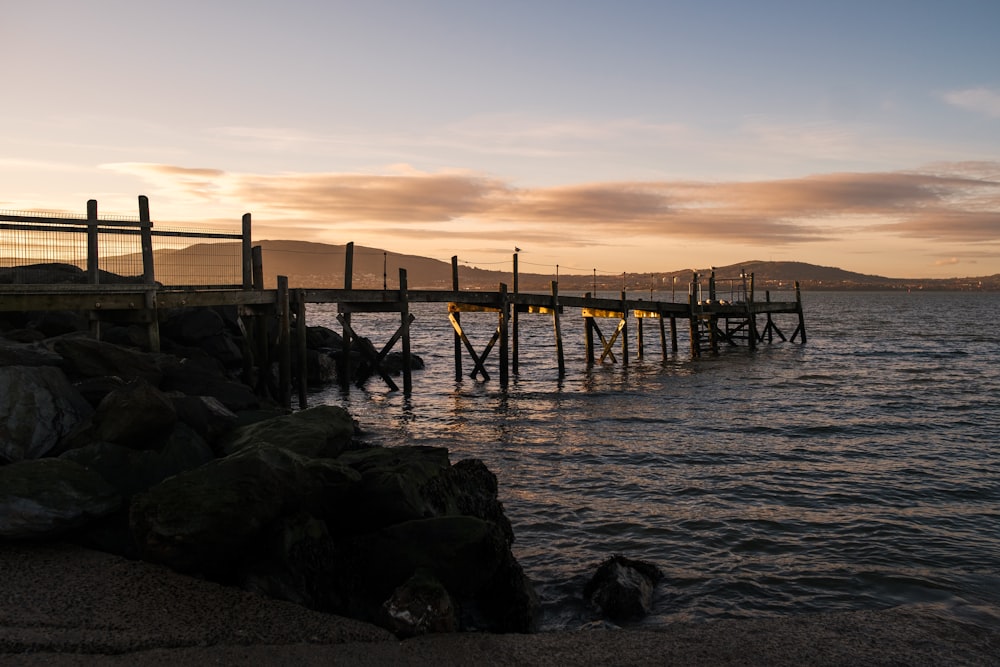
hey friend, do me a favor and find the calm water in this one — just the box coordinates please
[310,291,1000,631]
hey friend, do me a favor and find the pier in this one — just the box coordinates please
[1,197,806,407]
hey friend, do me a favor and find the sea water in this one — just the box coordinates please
[309,291,1000,631]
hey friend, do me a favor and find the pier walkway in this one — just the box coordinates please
[1,196,806,406]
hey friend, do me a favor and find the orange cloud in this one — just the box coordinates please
[107,161,1000,248]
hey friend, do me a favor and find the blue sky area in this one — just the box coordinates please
[3,1,999,278]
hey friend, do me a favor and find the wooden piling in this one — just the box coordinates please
[340,242,354,389]
[584,293,595,366]
[793,281,807,343]
[499,282,509,388]
[512,253,519,375]
[277,275,291,409]
[620,291,629,365]
[688,275,701,357]
[400,268,413,394]
[551,280,565,377]
[295,289,308,409]
[451,256,462,381]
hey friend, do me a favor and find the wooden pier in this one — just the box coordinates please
[1,197,806,408]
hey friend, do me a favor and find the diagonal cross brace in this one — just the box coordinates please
[448,312,500,381]
[598,318,627,363]
[337,313,415,391]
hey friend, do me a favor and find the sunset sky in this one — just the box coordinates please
[3,1,999,279]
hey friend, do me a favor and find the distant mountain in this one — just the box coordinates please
[146,240,1000,291]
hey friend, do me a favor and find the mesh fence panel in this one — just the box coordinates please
[1,211,244,287]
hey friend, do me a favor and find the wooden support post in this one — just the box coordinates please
[793,281,807,343]
[499,283,509,388]
[551,280,565,377]
[689,275,701,358]
[620,291,629,365]
[340,242,354,389]
[747,273,758,350]
[451,256,462,381]
[86,200,101,341]
[512,252,519,375]
[670,314,678,353]
[658,313,667,360]
[277,275,291,409]
[137,196,160,352]
[584,292,595,366]
[241,213,253,290]
[637,304,644,360]
[400,268,413,394]
[295,289,308,409]
[251,245,272,397]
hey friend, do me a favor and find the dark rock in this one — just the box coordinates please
[583,555,664,622]
[0,458,122,539]
[383,351,425,375]
[304,325,343,351]
[170,395,238,443]
[0,338,64,367]
[93,379,177,449]
[238,511,340,611]
[25,310,88,337]
[381,569,458,637]
[335,515,538,633]
[156,356,259,412]
[129,444,336,576]
[0,365,94,462]
[61,423,214,501]
[220,405,357,458]
[332,446,453,534]
[73,376,128,408]
[47,335,163,385]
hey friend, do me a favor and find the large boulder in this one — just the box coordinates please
[0,458,121,539]
[335,515,540,633]
[0,365,94,462]
[583,555,664,622]
[60,423,215,501]
[156,356,259,412]
[0,338,64,367]
[93,379,177,449]
[47,335,162,385]
[129,444,358,576]
[220,405,357,458]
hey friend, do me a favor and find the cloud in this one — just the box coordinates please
[933,257,960,266]
[943,87,1000,118]
[106,161,1000,249]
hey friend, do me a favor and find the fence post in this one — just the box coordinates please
[137,196,160,352]
[138,196,155,284]
[241,213,253,290]
[86,200,99,285]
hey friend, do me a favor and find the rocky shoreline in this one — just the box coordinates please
[3,294,999,663]
[2,297,539,638]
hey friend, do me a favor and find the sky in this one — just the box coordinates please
[3,1,1000,279]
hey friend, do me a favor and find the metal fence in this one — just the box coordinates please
[0,196,251,288]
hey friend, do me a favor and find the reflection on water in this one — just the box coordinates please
[309,293,1000,630]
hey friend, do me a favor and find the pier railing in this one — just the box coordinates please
[0,196,251,289]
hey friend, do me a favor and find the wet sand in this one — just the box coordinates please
[1,543,996,666]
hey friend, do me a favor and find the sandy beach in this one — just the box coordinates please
[1,542,996,666]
